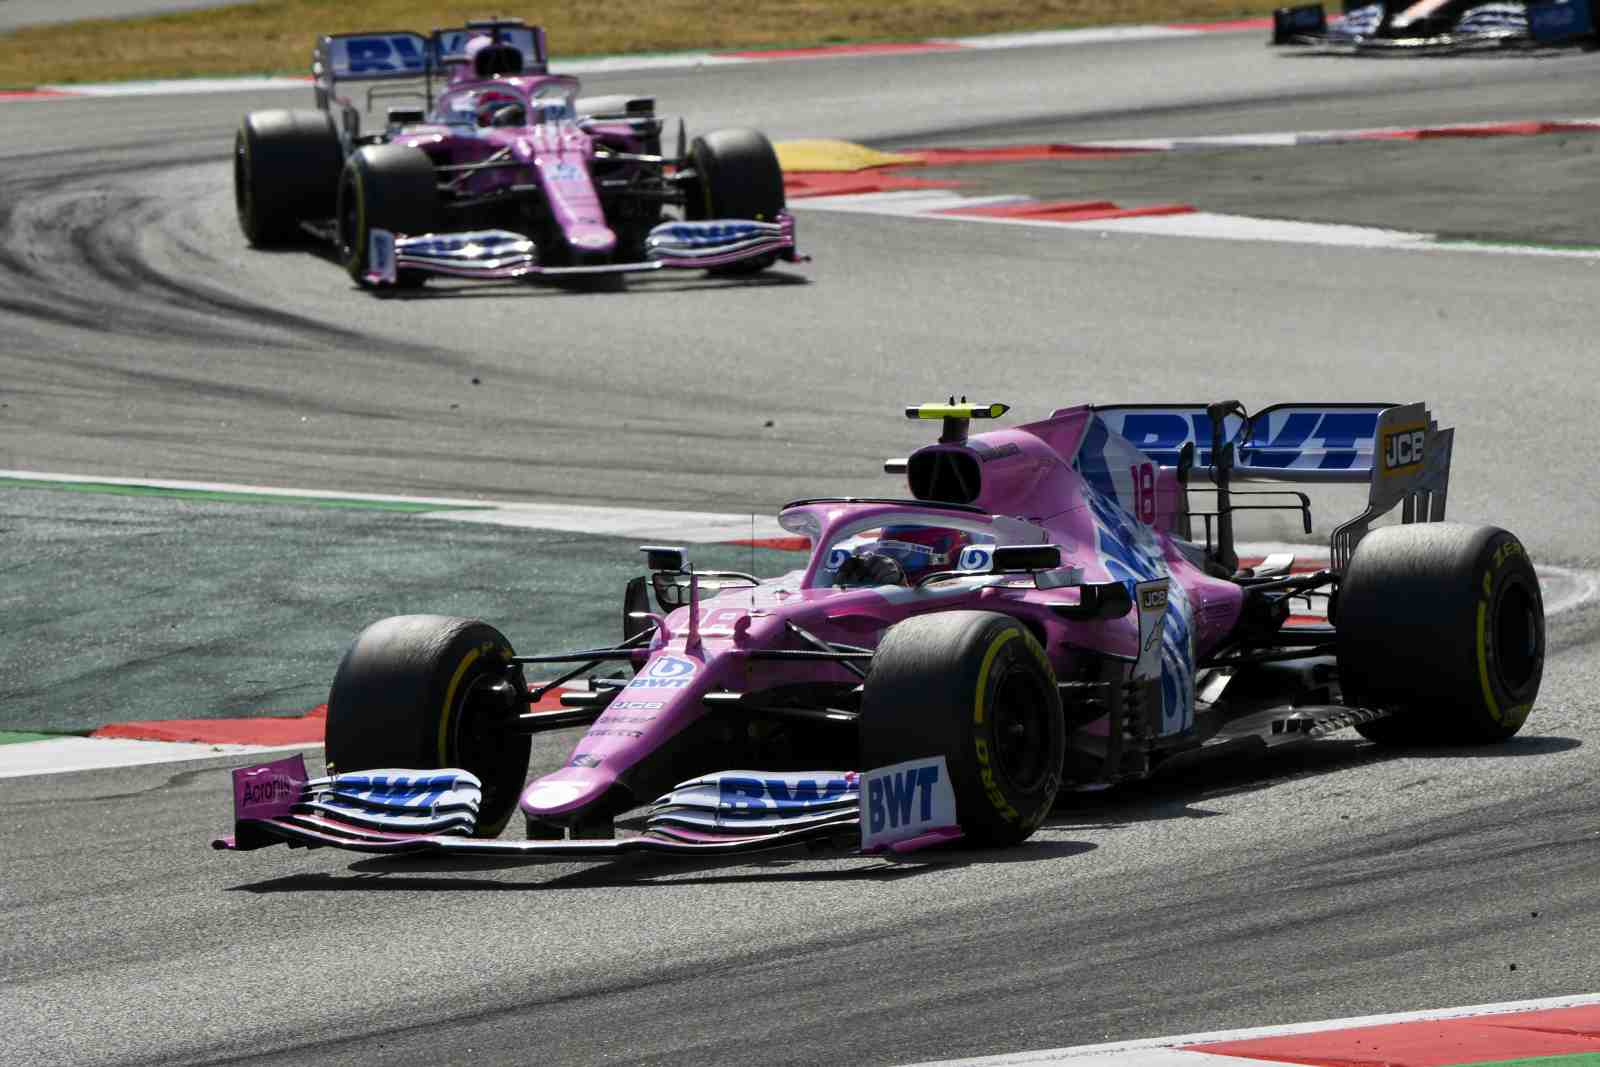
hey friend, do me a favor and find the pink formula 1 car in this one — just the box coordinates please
[217,399,1545,860]
[233,18,799,289]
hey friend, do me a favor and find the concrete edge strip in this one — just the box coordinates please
[913,992,1600,1066]
[10,20,1265,100]
[789,189,1600,258]
[1073,115,1600,150]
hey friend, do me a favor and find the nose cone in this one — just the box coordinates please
[519,769,615,818]
[566,223,617,259]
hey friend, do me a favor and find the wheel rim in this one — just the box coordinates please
[989,661,1053,794]
[1493,579,1540,695]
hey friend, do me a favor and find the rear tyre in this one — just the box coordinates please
[1337,523,1543,746]
[686,127,785,275]
[337,144,439,289]
[326,615,531,837]
[860,611,1064,847]
[234,109,343,246]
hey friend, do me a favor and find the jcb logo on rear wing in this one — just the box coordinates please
[1381,426,1426,475]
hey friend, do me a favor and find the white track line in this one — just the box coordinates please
[790,193,1600,258]
[0,469,789,542]
[910,992,1600,1066]
[1076,115,1600,151]
[0,737,317,779]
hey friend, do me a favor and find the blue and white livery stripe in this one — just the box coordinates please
[651,770,859,831]
[1085,485,1195,734]
[644,219,792,260]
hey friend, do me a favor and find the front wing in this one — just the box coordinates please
[213,754,961,862]
[366,214,802,285]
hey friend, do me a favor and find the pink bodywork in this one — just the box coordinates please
[387,67,647,258]
[520,406,1247,824]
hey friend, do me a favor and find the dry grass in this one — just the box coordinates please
[0,0,1270,88]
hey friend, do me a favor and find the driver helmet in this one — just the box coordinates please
[868,525,972,582]
[475,89,524,128]
[465,33,525,78]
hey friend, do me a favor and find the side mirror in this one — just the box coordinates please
[640,545,687,572]
[623,576,651,641]
[991,544,1062,573]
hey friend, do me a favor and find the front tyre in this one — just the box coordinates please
[1337,523,1544,745]
[234,109,342,246]
[326,615,531,836]
[860,611,1064,847]
[337,144,439,289]
[686,128,785,275]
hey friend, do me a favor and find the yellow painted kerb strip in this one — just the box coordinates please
[773,139,920,173]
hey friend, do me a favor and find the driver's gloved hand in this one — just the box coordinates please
[834,551,908,588]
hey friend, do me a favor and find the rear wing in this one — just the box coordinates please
[312,21,549,140]
[1093,401,1453,571]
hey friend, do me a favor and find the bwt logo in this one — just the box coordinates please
[866,764,942,833]
[646,656,695,678]
[626,655,697,690]
[718,776,852,817]
[1383,428,1425,472]
[958,546,993,572]
[337,35,428,75]
[340,774,456,808]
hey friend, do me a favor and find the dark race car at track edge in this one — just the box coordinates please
[1272,0,1598,51]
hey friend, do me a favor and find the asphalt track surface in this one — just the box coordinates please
[4,30,1600,1067]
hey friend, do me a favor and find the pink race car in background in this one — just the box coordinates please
[233,18,799,289]
[217,398,1544,862]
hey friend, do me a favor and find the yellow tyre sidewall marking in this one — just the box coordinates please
[1475,599,1501,724]
[972,627,1056,824]
[437,645,485,764]
[972,629,1017,727]
[1478,540,1535,729]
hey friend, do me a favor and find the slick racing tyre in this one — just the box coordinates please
[686,128,785,275]
[234,109,343,246]
[337,144,439,289]
[326,615,531,837]
[861,611,1064,847]
[1337,523,1544,746]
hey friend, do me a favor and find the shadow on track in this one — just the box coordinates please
[1050,733,1582,831]
[357,268,811,301]
[226,837,1099,894]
